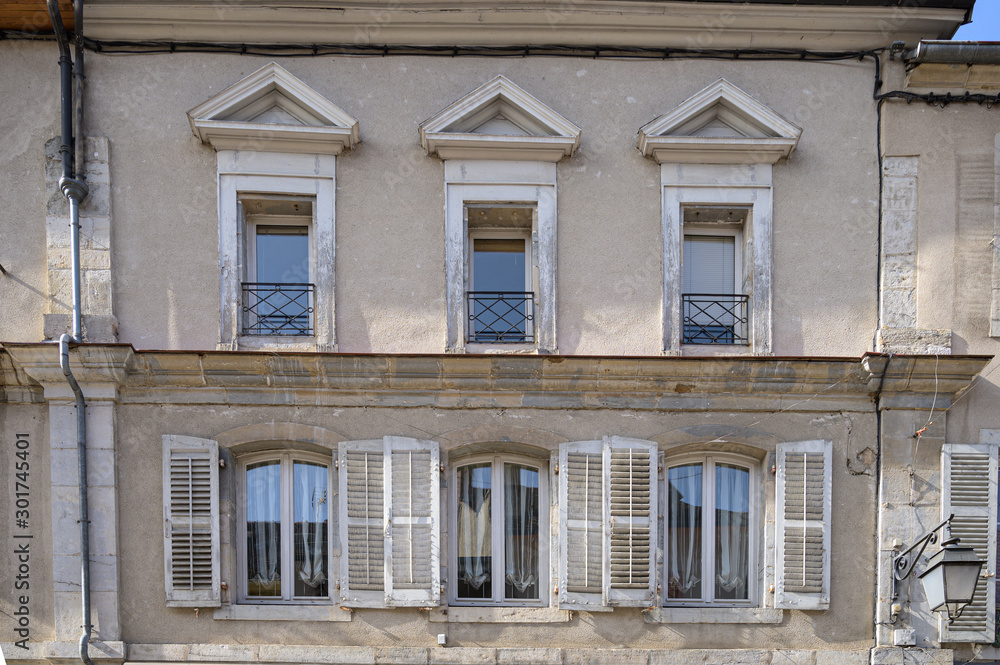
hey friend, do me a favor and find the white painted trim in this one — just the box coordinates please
[217,160,336,352]
[421,76,580,162]
[661,164,772,354]
[188,62,359,155]
[639,79,801,165]
[445,178,556,353]
[85,3,968,51]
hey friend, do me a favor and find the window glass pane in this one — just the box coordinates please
[472,238,526,292]
[246,460,282,597]
[457,463,492,600]
[668,464,703,600]
[256,226,309,284]
[293,461,329,598]
[504,463,539,600]
[715,463,750,601]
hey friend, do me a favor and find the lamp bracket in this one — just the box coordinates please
[889,514,954,623]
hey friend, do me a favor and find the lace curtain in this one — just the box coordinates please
[714,464,749,600]
[504,464,538,599]
[668,464,702,599]
[294,462,328,596]
[247,461,281,595]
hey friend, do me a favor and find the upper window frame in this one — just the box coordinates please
[448,452,550,608]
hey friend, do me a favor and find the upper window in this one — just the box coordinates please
[639,79,802,355]
[682,209,748,346]
[239,451,331,603]
[467,206,536,344]
[665,454,757,606]
[450,454,548,606]
[242,197,314,337]
[421,76,580,354]
[187,62,358,352]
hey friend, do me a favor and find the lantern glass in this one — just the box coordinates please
[918,544,983,620]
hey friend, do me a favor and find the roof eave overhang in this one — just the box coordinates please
[82,2,968,51]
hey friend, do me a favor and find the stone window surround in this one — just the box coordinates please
[662,163,773,355]
[444,160,557,354]
[218,151,336,352]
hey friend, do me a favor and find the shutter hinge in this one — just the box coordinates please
[335,459,339,470]
[554,463,559,475]
[219,458,226,469]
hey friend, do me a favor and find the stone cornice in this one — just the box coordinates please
[82,2,966,51]
[1,344,990,411]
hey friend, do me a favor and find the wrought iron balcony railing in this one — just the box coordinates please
[682,293,749,345]
[467,292,535,343]
[242,282,315,336]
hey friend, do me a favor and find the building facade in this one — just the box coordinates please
[1,1,999,663]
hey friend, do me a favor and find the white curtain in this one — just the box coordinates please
[668,465,702,599]
[295,462,327,590]
[504,464,538,596]
[715,464,749,599]
[247,462,281,594]
[457,465,491,591]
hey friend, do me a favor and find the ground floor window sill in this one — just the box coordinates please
[213,604,352,621]
[643,607,783,624]
[429,606,570,623]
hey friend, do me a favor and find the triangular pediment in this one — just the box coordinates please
[420,76,581,162]
[187,62,359,155]
[638,79,801,165]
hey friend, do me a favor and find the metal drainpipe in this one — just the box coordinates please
[45,3,94,665]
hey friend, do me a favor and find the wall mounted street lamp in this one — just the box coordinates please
[891,515,984,624]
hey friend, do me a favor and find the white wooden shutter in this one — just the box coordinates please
[559,440,605,609]
[775,439,831,610]
[384,436,440,607]
[604,436,657,606]
[339,437,440,607]
[162,435,220,607]
[941,443,997,643]
[339,440,386,607]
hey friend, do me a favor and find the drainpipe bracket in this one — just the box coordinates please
[59,176,89,202]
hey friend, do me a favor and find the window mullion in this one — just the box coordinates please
[493,458,504,604]
[282,454,293,601]
[704,459,716,604]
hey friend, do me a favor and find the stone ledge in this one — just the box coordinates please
[119,645,872,665]
[428,606,570,623]
[0,640,125,665]
[643,607,783,624]
[870,646,954,665]
[212,604,352,622]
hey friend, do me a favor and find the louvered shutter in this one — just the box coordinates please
[384,437,440,606]
[339,437,440,607]
[775,440,831,610]
[604,436,657,606]
[339,440,386,607]
[162,435,220,607]
[559,440,605,609]
[941,444,997,642]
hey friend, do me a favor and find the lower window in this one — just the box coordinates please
[241,452,331,602]
[452,455,547,605]
[665,454,757,605]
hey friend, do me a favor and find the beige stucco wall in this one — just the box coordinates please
[112,400,875,651]
[0,43,58,344]
[881,63,1000,443]
[0,42,881,357]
